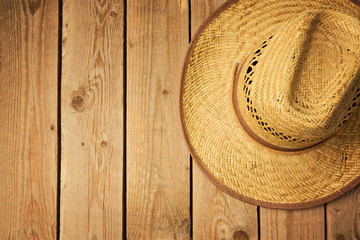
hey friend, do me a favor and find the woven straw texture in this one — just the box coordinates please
[181,0,360,209]
[235,8,360,149]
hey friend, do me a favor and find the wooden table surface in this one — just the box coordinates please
[1,0,360,239]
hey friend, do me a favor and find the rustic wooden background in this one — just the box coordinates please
[1,0,360,239]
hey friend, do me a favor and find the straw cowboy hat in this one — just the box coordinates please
[180,0,360,209]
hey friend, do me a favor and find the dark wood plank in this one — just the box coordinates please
[0,0,58,238]
[60,0,124,238]
[126,0,191,238]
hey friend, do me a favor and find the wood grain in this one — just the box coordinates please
[126,0,190,239]
[327,186,360,240]
[191,0,258,239]
[193,171,258,239]
[0,0,58,239]
[60,0,124,238]
[260,207,325,239]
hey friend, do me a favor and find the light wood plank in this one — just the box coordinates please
[193,170,259,239]
[327,186,360,240]
[260,207,325,239]
[126,1,190,239]
[60,0,124,238]
[0,0,58,239]
[191,1,258,239]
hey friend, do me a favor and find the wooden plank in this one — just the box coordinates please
[327,186,360,239]
[193,171,259,239]
[60,0,124,238]
[126,1,190,239]
[191,1,258,239]
[0,0,58,239]
[260,207,325,239]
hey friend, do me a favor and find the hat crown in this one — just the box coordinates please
[234,7,360,149]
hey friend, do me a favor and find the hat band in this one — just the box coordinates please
[232,62,328,152]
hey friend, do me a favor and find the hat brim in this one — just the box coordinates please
[180,0,360,209]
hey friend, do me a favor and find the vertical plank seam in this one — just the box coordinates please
[56,0,63,239]
[257,206,261,240]
[188,0,193,238]
[189,0,192,43]
[190,156,193,239]
[123,0,127,239]
[324,204,328,240]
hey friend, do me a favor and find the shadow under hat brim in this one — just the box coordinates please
[180,0,360,209]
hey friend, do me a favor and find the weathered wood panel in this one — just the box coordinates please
[60,0,124,238]
[0,0,58,238]
[327,187,360,240]
[126,0,191,239]
[261,207,325,239]
[191,1,258,239]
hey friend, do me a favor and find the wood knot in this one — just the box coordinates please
[110,11,118,17]
[29,0,41,15]
[233,230,249,240]
[179,218,191,235]
[336,234,345,240]
[50,125,55,131]
[81,142,85,146]
[101,141,108,148]
[71,95,85,112]
[162,90,168,95]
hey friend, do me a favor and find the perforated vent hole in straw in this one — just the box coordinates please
[338,87,360,128]
[242,32,360,144]
[242,35,314,144]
